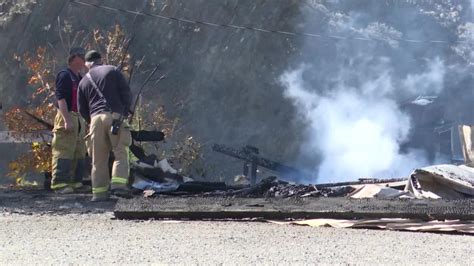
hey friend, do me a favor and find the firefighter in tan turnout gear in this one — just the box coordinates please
[78,50,133,201]
[51,47,88,193]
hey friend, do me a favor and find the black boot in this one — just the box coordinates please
[51,158,73,193]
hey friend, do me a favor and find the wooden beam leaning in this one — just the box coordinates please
[114,197,474,221]
[0,131,52,143]
[212,144,306,181]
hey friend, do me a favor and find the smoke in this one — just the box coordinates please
[402,58,446,95]
[275,1,470,183]
[280,55,446,182]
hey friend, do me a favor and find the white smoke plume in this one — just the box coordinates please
[402,57,446,95]
[280,57,446,183]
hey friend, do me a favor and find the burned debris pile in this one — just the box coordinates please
[129,141,361,198]
[220,177,357,198]
[130,141,474,200]
[131,167,397,199]
[212,144,305,186]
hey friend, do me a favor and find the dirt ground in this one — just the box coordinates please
[0,188,473,265]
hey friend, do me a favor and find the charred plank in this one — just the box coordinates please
[212,144,305,180]
[114,197,474,221]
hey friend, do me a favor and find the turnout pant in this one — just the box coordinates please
[51,111,87,190]
[86,112,132,197]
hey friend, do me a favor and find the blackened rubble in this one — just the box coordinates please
[138,176,359,199]
[212,144,306,185]
[130,143,400,199]
[224,177,357,198]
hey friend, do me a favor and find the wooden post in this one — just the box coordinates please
[250,161,257,186]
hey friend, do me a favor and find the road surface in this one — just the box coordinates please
[0,189,472,265]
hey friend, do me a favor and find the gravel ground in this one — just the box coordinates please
[0,189,473,265]
[0,212,472,265]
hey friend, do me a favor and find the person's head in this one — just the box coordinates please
[68,47,85,71]
[84,50,102,69]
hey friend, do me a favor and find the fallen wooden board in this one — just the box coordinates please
[0,131,52,143]
[114,197,474,220]
[270,219,474,234]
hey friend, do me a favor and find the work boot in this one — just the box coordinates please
[73,184,91,194]
[91,192,109,202]
[54,186,74,194]
[72,158,87,185]
[51,158,73,191]
[71,179,90,193]
[110,187,133,199]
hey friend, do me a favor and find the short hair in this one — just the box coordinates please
[68,47,85,64]
[85,58,102,68]
[68,54,84,64]
[85,50,102,62]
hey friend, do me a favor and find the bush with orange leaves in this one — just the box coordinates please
[4,46,57,186]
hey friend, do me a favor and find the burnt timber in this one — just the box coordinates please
[212,144,306,185]
[114,197,474,220]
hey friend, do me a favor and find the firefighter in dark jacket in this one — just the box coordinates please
[51,47,88,193]
[78,50,133,201]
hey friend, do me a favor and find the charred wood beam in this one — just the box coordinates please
[0,130,164,144]
[0,131,52,143]
[114,197,474,221]
[130,130,164,142]
[24,111,165,143]
[314,178,408,189]
[25,111,54,130]
[230,176,277,197]
[129,142,147,160]
[212,144,306,182]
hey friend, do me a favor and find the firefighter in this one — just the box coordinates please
[77,50,133,201]
[51,47,88,193]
